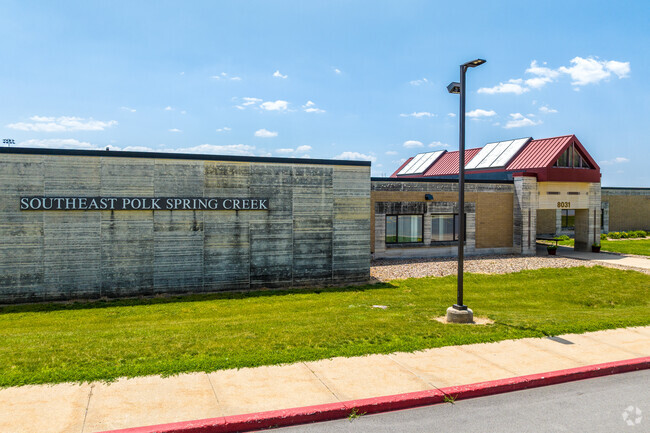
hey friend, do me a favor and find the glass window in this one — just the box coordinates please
[431,214,455,241]
[431,214,465,242]
[385,216,397,243]
[561,209,575,230]
[385,215,422,244]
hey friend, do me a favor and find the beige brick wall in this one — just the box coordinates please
[370,184,514,252]
[603,191,650,232]
[536,209,557,234]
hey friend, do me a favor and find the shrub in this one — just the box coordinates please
[608,232,622,239]
[557,235,571,241]
[600,233,607,240]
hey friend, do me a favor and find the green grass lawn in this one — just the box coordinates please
[0,266,648,387]
[553,238,650,256]
[599,239,650,256]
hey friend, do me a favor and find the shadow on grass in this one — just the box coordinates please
[0,281,397,315]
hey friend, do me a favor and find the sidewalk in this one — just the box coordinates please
[1,327,648,433]
[551,245,650,271]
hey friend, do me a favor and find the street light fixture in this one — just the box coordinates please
[446,58,486,324]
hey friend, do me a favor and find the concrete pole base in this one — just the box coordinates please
[446,306,474,323]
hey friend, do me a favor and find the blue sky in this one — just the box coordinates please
[1,0,648,186]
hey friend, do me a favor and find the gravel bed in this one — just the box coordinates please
[371,254,602,282]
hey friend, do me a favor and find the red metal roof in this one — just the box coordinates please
[506,135,573,170]
[389,134,601,182]
[423,148,482,176]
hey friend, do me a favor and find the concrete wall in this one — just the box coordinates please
[601,188,650,232]
[0,151,371,303]
[370,180,515,257]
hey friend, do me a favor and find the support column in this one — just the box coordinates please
[575,183,601,251]
[513,175,537,255]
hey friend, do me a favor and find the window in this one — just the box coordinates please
[561,209,575,230]
[431,214,465,242]
[553,143,593,168]
[385,215,423,244]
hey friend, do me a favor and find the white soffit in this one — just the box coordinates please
[465,137,532,170]
[397,151,445,175]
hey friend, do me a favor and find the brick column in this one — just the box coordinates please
[513,175,537,255]
[575,182,601,251]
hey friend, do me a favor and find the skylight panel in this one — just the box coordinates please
[477,140,513,168]
[397,153,426,175]
[465,141,499,170]
[397,151,445,175]
[491,137,530,167]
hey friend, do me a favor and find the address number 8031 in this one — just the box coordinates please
[557,201,571,208]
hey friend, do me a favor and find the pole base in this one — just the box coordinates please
[446,306,474,323]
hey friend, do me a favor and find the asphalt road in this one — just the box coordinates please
[274,370,648,433]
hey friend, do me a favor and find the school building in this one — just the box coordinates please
[0,134,648,303]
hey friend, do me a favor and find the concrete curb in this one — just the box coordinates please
[100,356,650,433]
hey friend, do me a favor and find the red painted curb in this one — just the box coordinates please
[100,356,650,433]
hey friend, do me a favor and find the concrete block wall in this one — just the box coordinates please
[0,151,371,303]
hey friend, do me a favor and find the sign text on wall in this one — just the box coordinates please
[20,197,269,211]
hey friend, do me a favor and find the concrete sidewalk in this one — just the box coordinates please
[552,245,650,271]
[0,327,648,433]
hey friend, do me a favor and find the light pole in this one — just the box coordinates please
[446,58,485,324]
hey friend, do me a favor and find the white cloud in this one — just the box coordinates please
[385,150,398,155]
[260,100,289,111]
[273,70,288,79]
[334,151,376,163]
[17,138,99,150]
[303,108,325,113]
[334,68,342,74]
[168,128,182,133]
[272,145,311,156]
[539,105,558,114]
[164,106,173,111]
[399,112,435,118]
[7,116,118,132]
[447,112,456,117]
[173,144,255,156]
[604,60,630,78]
[428,141,449,148]
[479,57,631,96]
[403,140,424,148]
[504,113,542,129]
[478,79,529,95]
[599,157,629,166]
[212,72,241,81]
[466,109,496,118]
[295,145,312,153]
[303,101,325,113]
[524,60,560,89]
[254,128,278,138]
[242,97,262,106]
[120,106,136,113]
[409,78,429,86]
[559,56,630,86]
[16,139,260,157]
[216,127,231,132]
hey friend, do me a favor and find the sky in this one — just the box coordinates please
[1,0,648,186]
